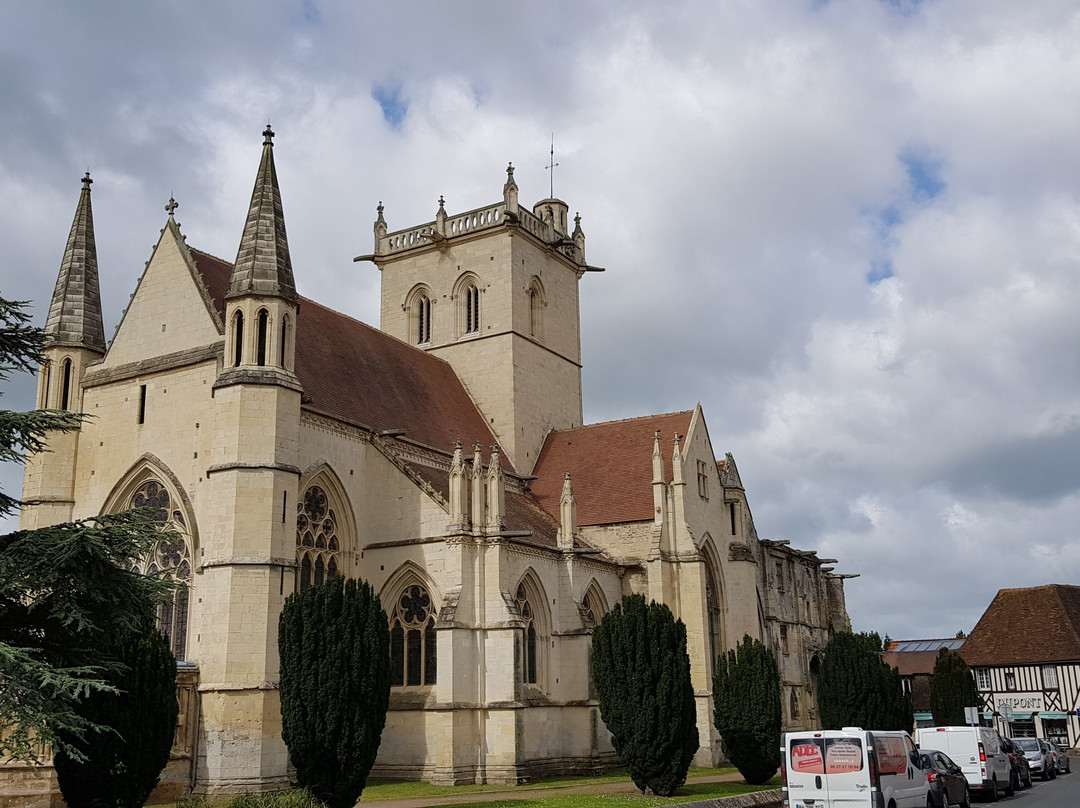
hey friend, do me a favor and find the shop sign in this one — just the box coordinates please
[996,693,1045,712]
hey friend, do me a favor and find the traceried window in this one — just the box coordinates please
[1043,665,1059,690]
[976,667,991,690]
[389,584,437,687]
[295,486,341,592]
[128,479,191,661]
[582,591,597,629]
[516,583,538,685]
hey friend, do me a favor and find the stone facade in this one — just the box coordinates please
[9,132,854,800]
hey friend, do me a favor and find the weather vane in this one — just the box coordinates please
[545,133,559,199]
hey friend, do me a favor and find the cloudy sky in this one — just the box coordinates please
[2,0,1079,641]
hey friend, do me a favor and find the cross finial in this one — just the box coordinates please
[81,171,93,189]
[438,195,445,212]
[165,197,179,217]
[263,123,275,145]
[545,134,559,198]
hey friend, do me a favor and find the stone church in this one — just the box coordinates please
[14,128,853,798]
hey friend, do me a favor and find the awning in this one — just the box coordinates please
[914,712,933,720]
[1007,713,1033,720]
[1040,712,1068,720]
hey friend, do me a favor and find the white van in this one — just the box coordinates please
[914,726,1011,800]
[782,728,930,808]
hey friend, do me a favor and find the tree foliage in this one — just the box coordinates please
[0,295,176,761]
[930,647,979,726]
[53,624,178,807]
[817,632,911,732]
[712,635,781,785]
[279,577,391,808]
[591,594,699,797]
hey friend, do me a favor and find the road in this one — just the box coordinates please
[1005,769,1079,808]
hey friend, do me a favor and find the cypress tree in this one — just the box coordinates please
[279,577,391,808]
[712,635,781,785]
[930,647,979,726]
[818,632,909,730]
[591,594,699,797]
[53,624,178,808]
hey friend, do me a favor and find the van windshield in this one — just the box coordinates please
[790,738,864,774]
[1013,739,1040,752]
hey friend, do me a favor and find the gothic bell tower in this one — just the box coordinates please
[21,172,107,530]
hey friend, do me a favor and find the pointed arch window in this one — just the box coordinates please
[528,279,544,340]
[464,282,480,335]
[232,311,244,367]
[295,485,341,592]
[128,479,192,660]
[256,308,269,366]
[516,582,538,685]
[416,293,432,344]
[60,358,72,411]
[703,547,724,666]
[280,314,290,368]
[389,584,437,687]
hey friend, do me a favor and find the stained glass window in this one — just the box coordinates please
[389,584,437,687]
[296,485,341,592]
[129,479,191,660]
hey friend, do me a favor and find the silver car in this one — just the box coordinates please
[1052,741,1072,774]
[1013,737,1054,780]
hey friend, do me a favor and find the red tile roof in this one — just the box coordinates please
[960,585,1080,666]
[531,411,694,526]
[190,250,500,458]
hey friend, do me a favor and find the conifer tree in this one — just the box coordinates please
[53,623,178,808]
[817,631,910,731]
[0,295,175,761]
[279,577,391,808]
[930,647,979,726]
[712,634,781,785]
[591,594,699,797]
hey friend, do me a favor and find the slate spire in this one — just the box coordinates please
[228,126,298,301]
[45,172,106,353]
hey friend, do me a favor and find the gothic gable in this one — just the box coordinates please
[98,220,224,369]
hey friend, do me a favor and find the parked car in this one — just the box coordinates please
[1051,741,1071,774]
[1014,736,1054,780]
[920,749,971,808]
[1040,738,1060,779]
[914,726,1013,800]
[1001,736,1033,789]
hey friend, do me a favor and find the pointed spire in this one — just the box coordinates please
[448,440,468,530]
[486,445,505,531]
[228,125,298,301]
[558,472,577,550]
[503,162,519,212]
[471,443,486,534]
[45,172,106,353]
[672,433,685,485]
[652,430,664,484]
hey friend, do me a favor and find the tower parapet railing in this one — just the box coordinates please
[377,200,571,260]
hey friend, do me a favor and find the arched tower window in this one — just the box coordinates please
[40,363,52,409]
[128,479,192,660]
[60,358,72,411]
[232,311,244,367]
[256,308,269,366]
[528,278,545,340]
[280,314,290,368]
[295,485,341,592]
[417,293,432,344]
[464,282,479,335]
[389,584,437,687]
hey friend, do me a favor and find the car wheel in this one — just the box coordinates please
[1050,763,1057,779]
[928,795,936,808]
[941,789,951,808]
[1024,770,1033,788]
[1042,766,1051,781]
[1004,773,1015,797]
[987,777,998,801]
[960,785,971,808]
